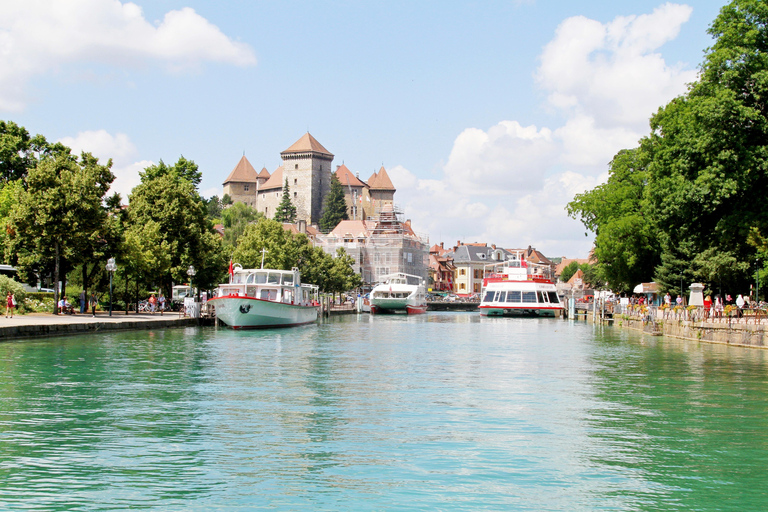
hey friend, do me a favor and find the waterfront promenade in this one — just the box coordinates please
[0,312,199,341]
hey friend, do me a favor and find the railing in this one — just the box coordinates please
[616,304,768,325]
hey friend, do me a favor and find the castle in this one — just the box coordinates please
[222,133,396,226]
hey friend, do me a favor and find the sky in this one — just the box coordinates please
[0,0,727,258]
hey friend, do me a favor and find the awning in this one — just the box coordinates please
[633,282,659,294]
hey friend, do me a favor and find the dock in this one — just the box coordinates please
[0,312,203,342]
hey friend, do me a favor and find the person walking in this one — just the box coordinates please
[6,291,14,318]
[148,294,157,314]
[80,289,86,314]
[90,292,98,317]
[158,292,166,316]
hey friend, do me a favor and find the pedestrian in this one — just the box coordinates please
[6,291,14,318]
[80,289,86,314]
[148,294,157,314]
[676,295,683,306]
[90,292,98,317]
[664,293,671,306]
[158,292,166,316]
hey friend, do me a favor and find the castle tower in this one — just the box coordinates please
[222,155,259,207]
[280,133,334,225]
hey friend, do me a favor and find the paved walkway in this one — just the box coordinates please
[0,311,201,341]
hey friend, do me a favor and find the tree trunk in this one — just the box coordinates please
[125,275,129,315]
[53,241,60,315]
[82,264,89,314]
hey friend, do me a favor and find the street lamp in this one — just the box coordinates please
[187,265,196,301]
[106,257,117,317]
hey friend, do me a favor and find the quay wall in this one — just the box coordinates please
[0,317,200,342]
[610,315,768,349]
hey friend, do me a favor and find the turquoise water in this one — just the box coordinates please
[1,313,768,511]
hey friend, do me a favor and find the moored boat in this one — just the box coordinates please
[369,273,427,314]
[479,251,563,317]
[207,264,319,329]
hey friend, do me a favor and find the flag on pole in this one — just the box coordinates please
[228,259,234,283]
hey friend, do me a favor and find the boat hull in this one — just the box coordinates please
[370,298,427,315]
[209,296,319,329]
[479,306,560,317]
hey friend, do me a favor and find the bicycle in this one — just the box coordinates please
[137,300,151,313]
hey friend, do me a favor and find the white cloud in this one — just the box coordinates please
[58,129,148,200]
[0,0,257,111]
[396,4,697,258]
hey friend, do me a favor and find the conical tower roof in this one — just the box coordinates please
[223,155,259,184]
[281,132,333,157]
[369,166,395,191]
[257,166,271,179]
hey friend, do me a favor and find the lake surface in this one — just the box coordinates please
[1,313,767,511]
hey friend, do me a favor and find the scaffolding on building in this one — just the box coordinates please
[317,204,429,289]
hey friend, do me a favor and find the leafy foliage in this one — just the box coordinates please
[220,202,262,250]
[0,120,69,183]
[139,156,202,190]
[569,1,768,296]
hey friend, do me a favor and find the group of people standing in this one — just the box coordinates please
[147,293,166,315]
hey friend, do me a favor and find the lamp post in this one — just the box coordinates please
[187,265,196,301]
[106,257,117,317]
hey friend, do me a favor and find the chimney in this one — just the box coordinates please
[298,220,306,234]
[440,242,444,249]
[405,219,411,227]
[492,244,496,250]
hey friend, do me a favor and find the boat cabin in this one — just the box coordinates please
[217,267,318,306]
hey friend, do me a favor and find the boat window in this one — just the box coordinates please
[483,291,495,303]
[522,291,537,303]
[254,273,267,284]
[246,274,255,284]
[267,273,281,285]
[260,289,278,301]
[494,291,505,302]
[507,291,521,303]
[538,291,548,303]
[283,274,294,286]
[548,291,560,304]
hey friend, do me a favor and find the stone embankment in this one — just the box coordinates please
[609,308,768,349]
[0,312,201,342]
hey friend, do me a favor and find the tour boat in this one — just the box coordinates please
[369,273,427,314]
[208,264,319,329]
[479,251,563,317]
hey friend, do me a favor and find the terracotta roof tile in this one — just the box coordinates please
[281,132,333,157]
[223,155,259,184]
[260,166,284,190]
[369,166,395,191]
[257,167,270,179]
[335,164,367,188]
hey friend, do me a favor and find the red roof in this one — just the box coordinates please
[223,155,259,184]
[281,132,333,157]
[335,164,367,188]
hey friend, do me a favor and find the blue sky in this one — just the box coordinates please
[1,0,726,258]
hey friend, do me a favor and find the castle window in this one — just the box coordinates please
[294,192,297,198]
[295,164,298,170]
[294,179,297,185]
[244,184,249,191]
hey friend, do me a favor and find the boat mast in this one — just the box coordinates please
[260,248,268,269]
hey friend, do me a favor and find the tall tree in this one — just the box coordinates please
[0,120,68,183]
[567,148,660,293]
[319,174,348,233]
[127,161,226,296]
[9,152,115,313]
[221,202,262,250]
[139,156,202,190]
[274,179,297,223]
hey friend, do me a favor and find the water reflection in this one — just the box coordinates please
[1,316,767,510]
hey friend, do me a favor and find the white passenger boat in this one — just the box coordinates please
[207,265,319,329]
[369,273,427,314]
[479,252,563,317]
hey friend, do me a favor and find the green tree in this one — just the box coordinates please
[221,202,262,250]
[567,148,660,293]
[559,261,580,283]
[319,174,348,232]
[274,179,297,223]
[139,156,202,190]
[0,120,68,183]
[127,161,226,296]
[9,152,115,313]
[642,0,768,291]
[205,195,223,220]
